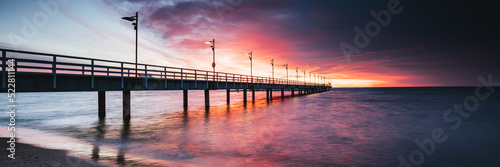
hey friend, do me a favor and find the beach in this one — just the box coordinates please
[0,137,109,167]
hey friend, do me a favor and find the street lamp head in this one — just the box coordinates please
[204,40,214,49]
[244,52,252,60]
[121,16,137,22]
[268,59,274,65]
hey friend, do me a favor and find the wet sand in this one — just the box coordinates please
[0,137,110,167]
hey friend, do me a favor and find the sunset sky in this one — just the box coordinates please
[1,0,498,87]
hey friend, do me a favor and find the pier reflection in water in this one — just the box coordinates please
[86,90,302,166]
[9,88,496,166]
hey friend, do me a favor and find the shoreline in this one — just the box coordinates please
[0,137,110,166]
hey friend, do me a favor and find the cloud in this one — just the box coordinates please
[99,0,500,87]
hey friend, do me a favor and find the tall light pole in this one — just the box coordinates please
[204,39,215,81]
[309,72,311,85]
[121,12,138,77]
[314,73,317,86]
[282,64,288,85]
[269,59,274,85]
[295,67,298,83]
[245,51,253,85]
[301,70,306,86]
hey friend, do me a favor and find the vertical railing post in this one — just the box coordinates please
[121,63,124,89]
[256,77,259,88]
[206,71,208,88]
[246,76,248,88]
[240,75,242,88]
[233,74,235,88]
[82,66,84,75]
[225,73,227,88]
[2,50,6,89]
[107,68,109,76]
[53,55,56,89]
[164,67,167,89]
[145,65,148,89]
[195,70,197,88]
[91,59,94,89]
[181,69,184,89]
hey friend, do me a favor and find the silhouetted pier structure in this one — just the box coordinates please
[1,48,331,120]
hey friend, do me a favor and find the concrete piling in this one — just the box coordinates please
[281,88,284,100]
[183,90,188,108]
[123,90,131,121]
[226,89,230,104]
[252,89,255,102]
[205,89,210,107]
[98,91,105,118]
[243,89,247,105]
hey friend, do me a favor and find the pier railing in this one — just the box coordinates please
[1,48,329,89]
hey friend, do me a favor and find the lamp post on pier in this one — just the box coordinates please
[309,72,311,85]
[295,67,298,84]
[301,70,306,86]
[121,12,138,78]
[269,59,274,86]
[204,39,215,81]
[245,51,253,85]
[282,64,288,85]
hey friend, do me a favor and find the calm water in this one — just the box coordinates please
[1,87,500,166]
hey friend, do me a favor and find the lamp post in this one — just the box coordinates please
[314,73,316,86]
[245,51,253,85]
[204,39,215,81]
[269,59,274,86]
[309,72,311,85]
[121,12,138,77]
[282,64,288,85]
[301,70,306,86]
[295,67,298,83]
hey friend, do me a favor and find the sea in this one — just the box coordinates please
[1,87,500,166]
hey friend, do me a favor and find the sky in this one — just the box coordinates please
[1,0,499,87]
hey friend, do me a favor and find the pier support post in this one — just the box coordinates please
[266,89,270,102]
[183,90,188,108]
[281,88,284,100]
[270,89,273,101]
[123,90,131,121]
[226,89,230,104]
[291,88,295,97]
[98,91,105,118]
[204,89,210,108]
[243,89,247,105]
[252,89,255,102]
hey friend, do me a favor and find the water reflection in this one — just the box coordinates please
[91,118,105,161]
[117,119,130,165]
[87,92,316,166]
